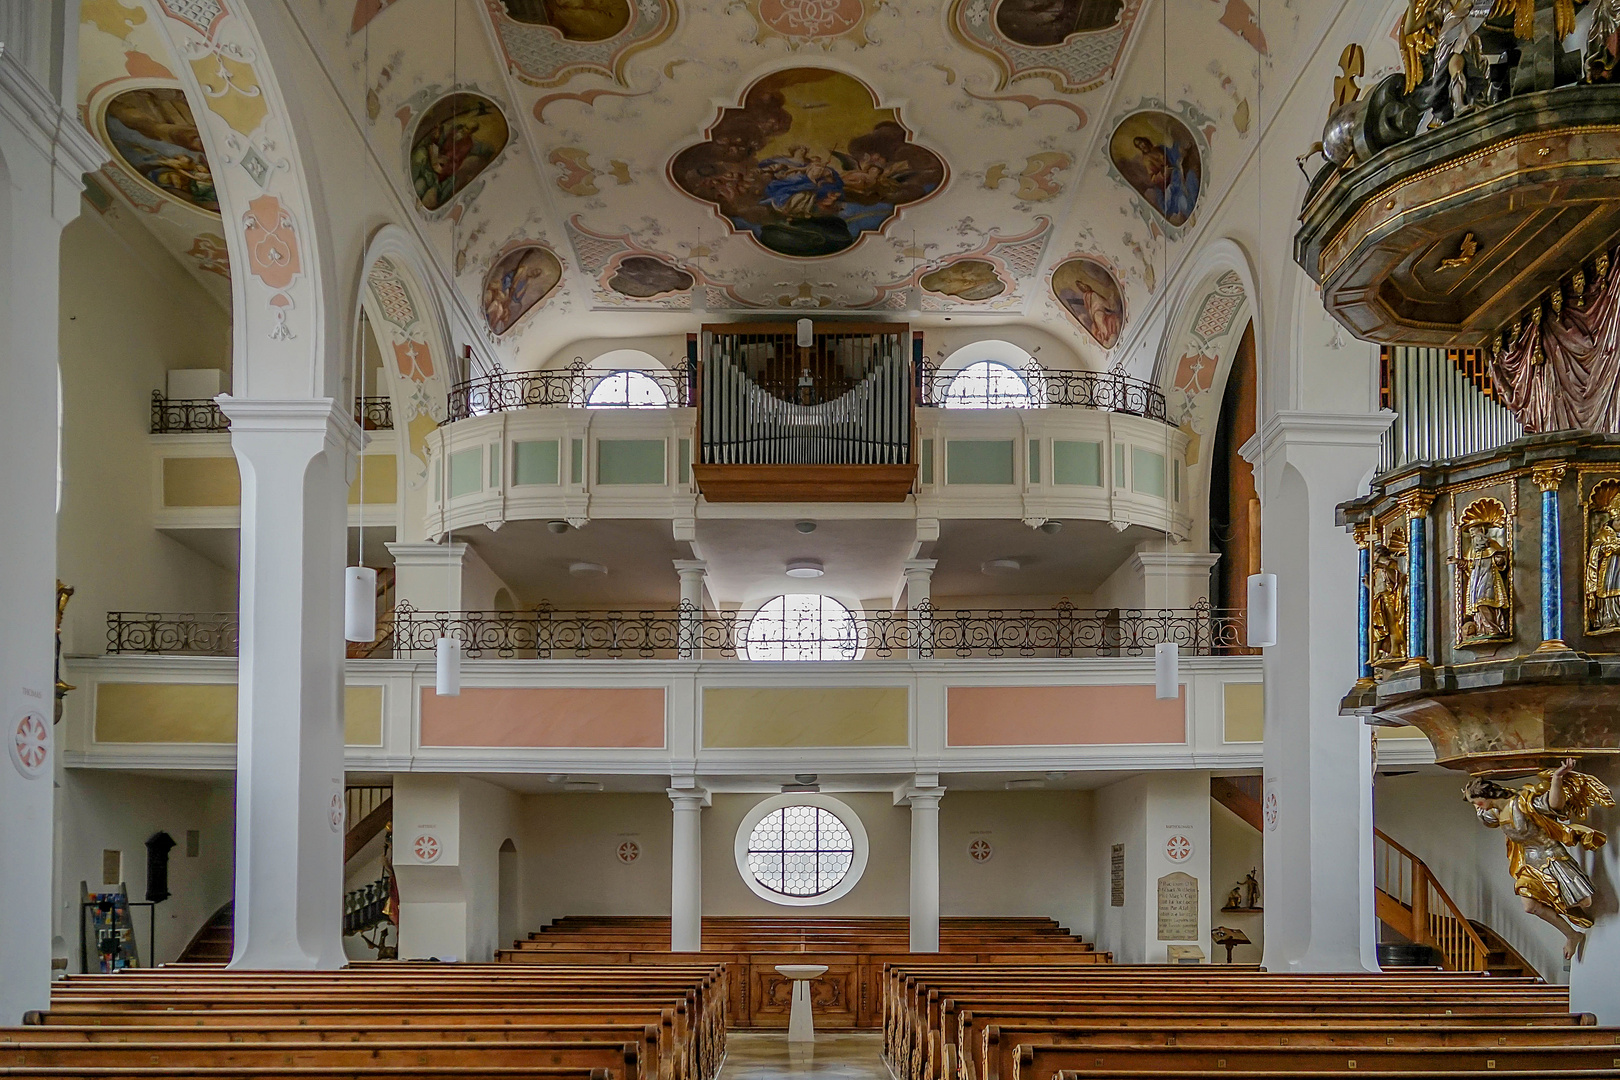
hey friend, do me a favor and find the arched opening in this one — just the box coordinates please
[587,370,669,407]
[497,838,520,951]
[1208,321,1258,622]
[943,360,1036,409]
[744,594,861,661]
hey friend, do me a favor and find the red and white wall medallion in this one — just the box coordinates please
[9,708,49,779]
[1164,834,1193,862]
[968,838,994,863]
[413,833,441,863]
[617,841,640,864]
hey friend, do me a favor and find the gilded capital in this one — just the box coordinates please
[1398,490,1436,519]
[1353,520,1372,548]
[1532,463,1567,493]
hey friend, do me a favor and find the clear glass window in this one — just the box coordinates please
[586,370,669,408]
[746,805,856,898]
[744,594,860,661]
[943,361,1035,409]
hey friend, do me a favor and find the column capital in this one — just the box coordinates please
[672,559,708,577]
[387,541,469,568]
[1241,410,1396,465]
[1352,520,1372,547]
[0,47,110,206]
[896,786,945,808]
[1532,462,1567,492]
[667,787,712,808]
[219,397,364,457]
[1397,490,1436,519]
[902,559,938,578]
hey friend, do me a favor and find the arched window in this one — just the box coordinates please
[944,360,1035,409]
[744,594,860,661]
[734,794,870,907]
[586,370,669,407]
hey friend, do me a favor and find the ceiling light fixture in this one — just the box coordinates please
[795,520,817,534]
[981,558,1022,576]
[546,520,569,534]
[1039,520,1063,535]
[1005,778,1046,791]
[569,561,608,576]
[564,780,605,793]
[785,558,824,579]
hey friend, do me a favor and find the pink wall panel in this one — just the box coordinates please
[419,687,666,748]
[947,685,1185,746]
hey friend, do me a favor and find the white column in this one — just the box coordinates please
[673,560,707,659]
[902,785,945,952]
[387,541,469,657]
[668,787,708,952]
[903,559,937,659]
[0,42,107,1023]
[222,398,361,970]
[1245,411,1390,973]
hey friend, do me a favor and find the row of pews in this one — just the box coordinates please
[503,916,1109,1029]
[0,962,726,1080]
[884,962,1620,1080]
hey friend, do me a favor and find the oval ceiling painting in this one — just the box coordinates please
[410,93,511,212]
[482,243,563,336]
[921,259,1006,302]
[1108,110,1203,229]
[994,0,1124,46]
[608,255,695,299]
[670,68,946,259]
[498,0,632,40]
[1052,257,1125,350]
[101,87,218,214]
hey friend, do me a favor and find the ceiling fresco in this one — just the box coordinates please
[83,0,1339,380]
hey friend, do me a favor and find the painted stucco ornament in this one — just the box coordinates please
[1466,759,1613,960]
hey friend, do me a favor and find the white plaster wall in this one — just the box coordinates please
[1092,773,1211,963]
[55,770,233,971]
[521,793,673,931]
[457,777,521,960]
[56,210,235,654]
[1375,772,1565,985]
[940,790,1095,942]
[1092,775,1148,962]
[1209,797,1263,963]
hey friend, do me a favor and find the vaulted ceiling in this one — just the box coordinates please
[77,0,1327,373]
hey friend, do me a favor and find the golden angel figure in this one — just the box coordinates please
[1466,758,1613,960]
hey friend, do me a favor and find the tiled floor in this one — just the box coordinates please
[722,1032,891,1080]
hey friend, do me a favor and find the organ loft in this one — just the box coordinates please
[2,0,1620,1075]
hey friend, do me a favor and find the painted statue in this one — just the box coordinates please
[1369,539,1409,664]
[1586,482,1620,632]
[1466,759,1613,960]
[1240,868,1260,910]
[1457,500,1512,645]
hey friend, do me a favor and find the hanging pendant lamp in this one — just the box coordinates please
[436,635,462,696]
[1154,641,1179,700]
[1247,572,1278,647]
[344,566,378,643]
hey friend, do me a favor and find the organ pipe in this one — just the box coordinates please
[1378,346,1522,474]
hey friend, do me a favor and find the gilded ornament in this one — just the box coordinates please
[1583,478,1620,633]
[1398,490,1437,518]
[1370,525,1411,666]
[1532,462,1567,491]
[1437,231,1480,271]
[1465,758,1612,960]
[1456,497,1513,645]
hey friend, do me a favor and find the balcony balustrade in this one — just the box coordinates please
[448,361,694,421]
[150,391,395,433]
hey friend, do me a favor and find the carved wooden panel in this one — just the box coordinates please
[745,962,858,1029]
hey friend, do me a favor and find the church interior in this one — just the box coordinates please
[4,0,1620,1074]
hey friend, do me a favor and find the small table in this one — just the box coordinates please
[774,964,828,1043]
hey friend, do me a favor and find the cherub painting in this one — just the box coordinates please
[1051,257,1126,349]
[482,244,562,335]
[410,94,510,212]
[670,68,945,258]
[102,88,218,213]
[1466,759,1613,960]
[1109,111,1203,228]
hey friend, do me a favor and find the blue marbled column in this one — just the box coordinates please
[1542,485,1563,644]
[1408,510,1428,661]
[1358,539,1372,680]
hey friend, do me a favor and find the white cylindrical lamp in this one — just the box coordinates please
[344,566,377,643]
[435,635,462,696]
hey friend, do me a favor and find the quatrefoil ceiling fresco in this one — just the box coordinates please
[669,68,947,259]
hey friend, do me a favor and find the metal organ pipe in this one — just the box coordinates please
[1378,346,1522,475]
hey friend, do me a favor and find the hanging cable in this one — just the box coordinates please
[437,0,463,696]
[1246,0,1277,648]
[344,22,377,644]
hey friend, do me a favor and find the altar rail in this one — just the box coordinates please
[107,603,1244,659]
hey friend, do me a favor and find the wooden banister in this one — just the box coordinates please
[1373,826,1490,972]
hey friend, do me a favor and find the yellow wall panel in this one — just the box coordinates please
[702,687,908,748]
[95,682,385,745]
[1223,682,1264,743]
[348,455,398,505]
[163,457,240,507]
[1378,725,1428,740]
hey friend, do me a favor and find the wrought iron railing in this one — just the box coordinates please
[355,396,393,430]
[106,611,239,655]
[105,603,1242,659]
[151,391,229,434]
[448,359,694,420]
[916,361,1168,420]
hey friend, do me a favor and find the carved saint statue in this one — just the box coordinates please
[1369,541,1409,664]
[1466,759,1613,960]
[1585,484,1620,632]
[1240,868,1260,910]
[1457,501,1512,644]
[1224,885,1243,910]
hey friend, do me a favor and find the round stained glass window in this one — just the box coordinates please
[734,794,869,907]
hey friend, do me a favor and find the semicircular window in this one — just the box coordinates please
[943,361,1036,409]
[744,594,860,661]
[586,371,669,408]
[746,804,856,898]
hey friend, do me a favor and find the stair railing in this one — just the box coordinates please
[1374,827,1489,972]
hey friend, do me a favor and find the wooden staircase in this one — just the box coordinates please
[177,902,232,963]
[1210,775,1539,979]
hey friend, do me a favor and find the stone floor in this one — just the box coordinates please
[721,1032,890,1080]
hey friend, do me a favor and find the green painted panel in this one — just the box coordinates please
[946,439,1015,485]
[921,439,934,485]
[1113,442,1126,488]
[570,439,584,485]
[512,440,560,486]
[489,443,500,488]
[1028,439,1041,485]
[678,438,691,484]
[449,447,483,498]
[1053,440,1103,486]
[597,439,666,485]
[1132,447,1166,497]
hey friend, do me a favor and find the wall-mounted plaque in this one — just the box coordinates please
[1157,870,1198,940]
[1110,844,1125,907]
